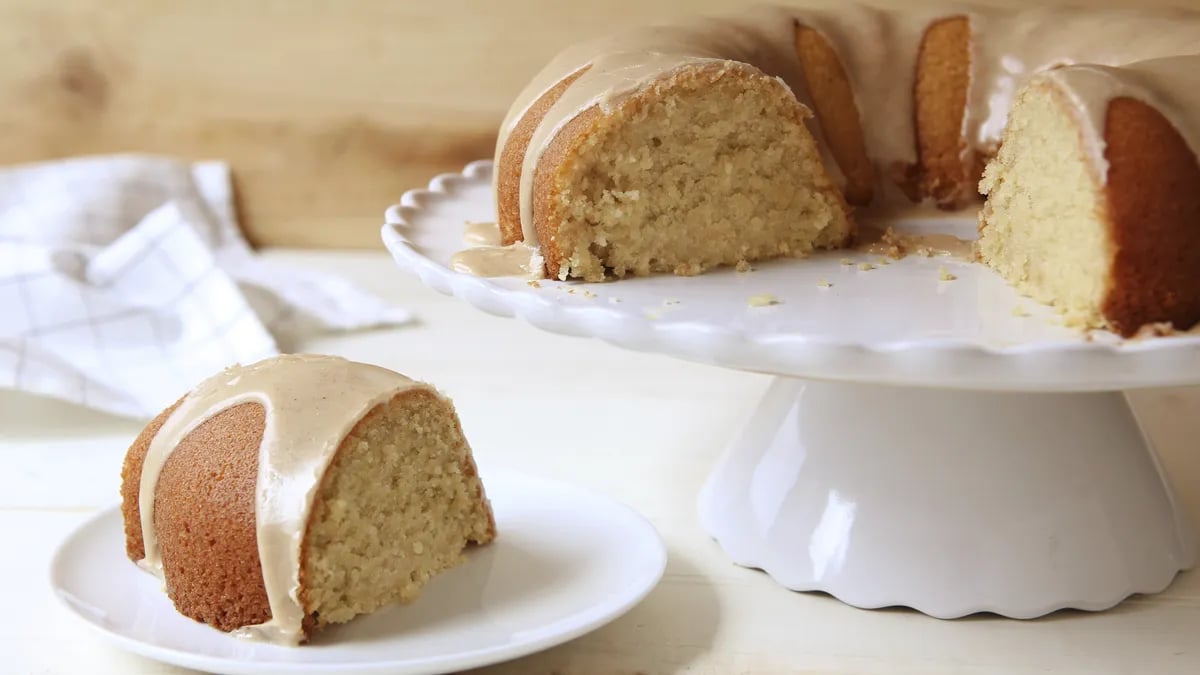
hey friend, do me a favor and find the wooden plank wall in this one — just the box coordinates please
[0,0,1181,248]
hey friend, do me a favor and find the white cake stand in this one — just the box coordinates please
[381,160,1200,619]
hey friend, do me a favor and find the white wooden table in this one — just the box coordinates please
[4,249,1199,674]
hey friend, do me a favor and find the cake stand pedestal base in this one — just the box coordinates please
[697,378,1197,619]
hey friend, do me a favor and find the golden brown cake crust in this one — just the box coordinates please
[152,402,272,634]
[1101,96,1200,336]
[531,99,603,280]
[120,398,182,562]
[497,68,588,246]
[913,15,978,209]
[122,401,275,635]
[794,23,875,206]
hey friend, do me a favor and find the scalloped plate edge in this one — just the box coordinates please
[380,160,1200,391]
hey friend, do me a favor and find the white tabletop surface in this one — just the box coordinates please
[5,249,1200,675]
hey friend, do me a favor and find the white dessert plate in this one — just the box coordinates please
[381,160,1200,391]
[50,467,667,675]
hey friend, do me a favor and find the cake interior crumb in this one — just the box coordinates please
[977,80,1109,329]
[748,294,780,307]
[551,63,850,281]
[303,390,492,629]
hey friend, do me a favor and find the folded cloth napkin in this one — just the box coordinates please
[0,154,411,419]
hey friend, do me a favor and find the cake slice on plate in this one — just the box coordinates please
[120,354,496,645]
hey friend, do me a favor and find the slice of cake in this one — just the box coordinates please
[978,58,1200,336]
[120,354,495,645]
[499,59,853,282]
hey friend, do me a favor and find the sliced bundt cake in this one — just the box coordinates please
[482,4,1200,335]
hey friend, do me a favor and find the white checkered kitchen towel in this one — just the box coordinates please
[0,154,412,419]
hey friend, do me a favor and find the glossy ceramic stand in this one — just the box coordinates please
[384,161,1200,621]
[698,378,1197,618]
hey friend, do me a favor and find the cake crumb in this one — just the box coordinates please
[567,288,577,295]
[1011,306,1030,317]
[938,265,957,282]
[583,290,596,299]
[817,279,833,288]
[877,257,891,266]
[526,280,542,288]
[858,262,875,271]
[609,297,622,304]
[645,310,662,320]
[877,227,907,259]
[663,298,681,306]
[736,260,754,273]
[748,294,780,307]
[839,258,854,266]
[868,225,902,257]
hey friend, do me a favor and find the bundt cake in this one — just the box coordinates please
[476,3,1200,335]
[120,354,496,645]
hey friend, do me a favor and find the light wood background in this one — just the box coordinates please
[0,0,1184,248]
